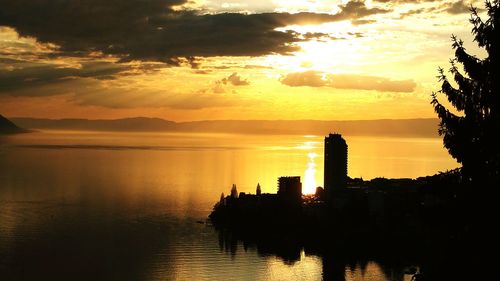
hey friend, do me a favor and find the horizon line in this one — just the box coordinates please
[7,116,439,123]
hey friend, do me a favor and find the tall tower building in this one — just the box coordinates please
[324,133,348,202]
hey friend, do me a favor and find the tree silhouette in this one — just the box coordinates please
[431,1,500,184]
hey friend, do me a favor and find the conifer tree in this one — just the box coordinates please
[431,1,500,184]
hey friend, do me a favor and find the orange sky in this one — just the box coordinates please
[0,0,486,121]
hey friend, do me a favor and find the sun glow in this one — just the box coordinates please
[268,21,369,74]
[303,152,318,195]
[296,141,319,150]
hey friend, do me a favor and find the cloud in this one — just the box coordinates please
[182,0,276,13]
[339,0,391,18]
[376,0,476,18]
[0,59,128,93]
[446,1,471,14]
[243,65,273,69]
[281,71,328,87]
[221,73,249,86]
[329,74,416,92]
[75,89,244,110]
[0,70,246,110]
[210,72,249,93]
[372,0,442,4]
[399,8,425,18]
[351,19,378,25]
[301,32,345,41]
[374,0,477,16]
[281,71,416,93]
[0,0,391,65]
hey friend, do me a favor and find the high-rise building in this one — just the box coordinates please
[324,134,348,202]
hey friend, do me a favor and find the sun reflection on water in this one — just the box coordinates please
[303,152,318,194]
[296,141,319,150]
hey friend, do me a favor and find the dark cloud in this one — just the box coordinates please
[301,32,345,41]
[351,19,377,25]
[210,72,249,93]
[446,1,471,14]
[0,0,390,66]
[339,0,391,18]
[388,0,475,18]
[0,59,127,93]
[281,71,416,93]
[374,0,475,15]
[221,73,249,86]
[399,8,426,18]
[399,6,444,18]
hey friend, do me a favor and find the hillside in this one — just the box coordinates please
[0,114,27,134]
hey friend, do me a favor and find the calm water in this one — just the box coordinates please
[0,131,458,280]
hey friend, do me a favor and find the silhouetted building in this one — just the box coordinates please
[315,186,325,200]
[278,176,302,206]
[324,133,348,202]
[230,184,238,199]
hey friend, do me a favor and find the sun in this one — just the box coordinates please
[268,21,366,74]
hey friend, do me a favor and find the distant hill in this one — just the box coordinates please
[0,114,28,134]
[12,117,176,132]
[11,117,440,137]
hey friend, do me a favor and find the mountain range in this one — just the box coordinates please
[10,117,440,137]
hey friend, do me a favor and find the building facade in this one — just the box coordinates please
[324,133,348,202]
[277,176,302,205]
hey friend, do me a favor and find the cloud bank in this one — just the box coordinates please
[281,71,416,93]
[0,0,390,65]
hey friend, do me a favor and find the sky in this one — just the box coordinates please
[0,0,487,121]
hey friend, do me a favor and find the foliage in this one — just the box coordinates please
[431,1,500,183]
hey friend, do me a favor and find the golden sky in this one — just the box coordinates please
[0,0,486,121]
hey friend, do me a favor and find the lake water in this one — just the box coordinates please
[0,131,458,280]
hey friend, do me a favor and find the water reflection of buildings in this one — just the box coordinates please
[211,133,461,281]
[217,226,412,281]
